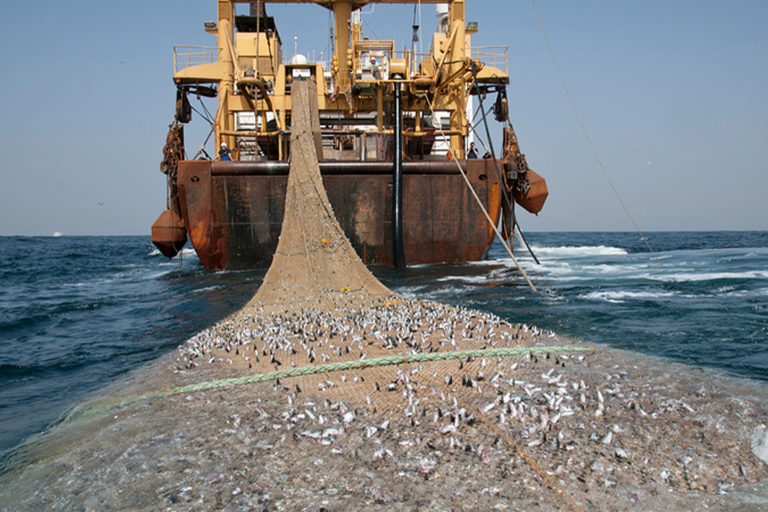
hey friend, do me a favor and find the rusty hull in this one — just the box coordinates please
[177,159,501,270]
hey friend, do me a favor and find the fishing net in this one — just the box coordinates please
[242,80,390,315]
[160,80,767,508]
[198,82,590,502]
[3,80,768,512]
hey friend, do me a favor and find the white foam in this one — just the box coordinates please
[423,285,475,299]
[718,287,768,298]
[651,270,768,283]
[581,290,678,303]
[147,246,197,258]
[529,245,629,258]
[394,285,429,295]
[436,275,494,284]
[405,263,433,269]
[578,263,649,275]
[466,259,506,267]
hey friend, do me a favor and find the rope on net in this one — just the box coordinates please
[64,345,591,422]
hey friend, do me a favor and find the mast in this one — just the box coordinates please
[331,1,353,93]
[217,0,235,150]
[447,0,466,158]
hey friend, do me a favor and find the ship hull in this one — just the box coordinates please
[177,159,503,270]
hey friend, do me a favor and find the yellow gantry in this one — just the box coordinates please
[173,0,509,160]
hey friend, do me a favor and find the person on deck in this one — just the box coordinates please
[466,142,479,159]
[218,142,232,161]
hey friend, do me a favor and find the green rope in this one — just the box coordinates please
[65,345,591,422]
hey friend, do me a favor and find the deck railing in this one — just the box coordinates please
[412,47,508,76]
[173,46,217,74]
[471,46,509,75]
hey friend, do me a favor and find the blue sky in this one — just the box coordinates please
[0,1,766,235]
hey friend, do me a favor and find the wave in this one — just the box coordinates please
[466,259,506,267]
[0,360,91,379]
[580,290,678,303]
[528,245,629,258]
[392,285,429,294]
[716,287,768,298]
[0,299,108,332]
[436,275,493,284]
[147,246,196,257]
[536,262,649,277]
[193,284,226,294]
[485,259,650,282]
[415,284,479,298]
[651,270,768,283]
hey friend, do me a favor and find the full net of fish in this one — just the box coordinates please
[3,80,767,511]
[163,81,768,507]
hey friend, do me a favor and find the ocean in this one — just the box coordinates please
[1,231,766,456]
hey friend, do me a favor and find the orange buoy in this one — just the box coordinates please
[514,169,548,215]
[151,210,187,259]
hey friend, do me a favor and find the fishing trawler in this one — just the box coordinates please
[151,0,547,270]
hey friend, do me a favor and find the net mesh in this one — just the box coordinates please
[177,81,598,508]
[199,80,582,501]
[4,80,764,512]
[241,80,390,315]
[170,80,758,507]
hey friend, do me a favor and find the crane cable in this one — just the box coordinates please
[531,0,664,267]
[468,62,542,265]
[423,95,538,293]
[464,119,541,266]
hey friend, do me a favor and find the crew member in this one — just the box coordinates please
[218,142,232,161]
[466,142,479,159]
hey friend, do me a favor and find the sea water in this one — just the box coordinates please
[1,232,766,455]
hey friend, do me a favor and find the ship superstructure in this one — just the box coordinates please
[152,0,547,269]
